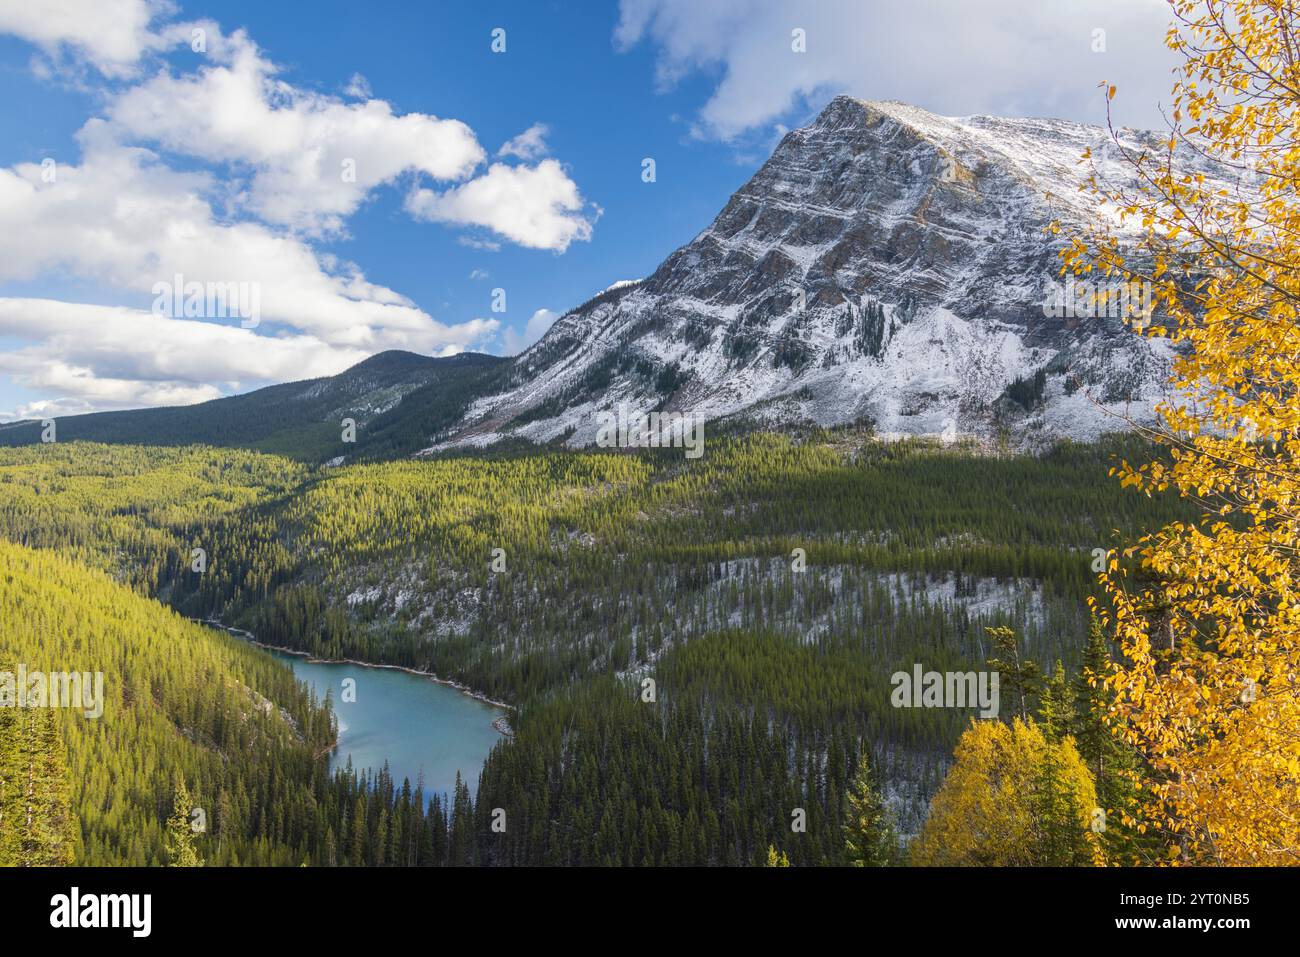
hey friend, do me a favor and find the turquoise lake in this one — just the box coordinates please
[262,646,506,799]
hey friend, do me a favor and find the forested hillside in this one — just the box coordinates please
[0,540,503,865]
[0,430,1193,863]
[0,698,74,866]
[0,351,508,463]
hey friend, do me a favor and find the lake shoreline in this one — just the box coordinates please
[197,618,514,736]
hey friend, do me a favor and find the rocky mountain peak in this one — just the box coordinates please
[439,98,1195,454]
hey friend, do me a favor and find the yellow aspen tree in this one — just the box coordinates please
[912,719,1100,867]
[1063,0,1300,864]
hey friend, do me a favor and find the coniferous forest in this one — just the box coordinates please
[0,430,1196,865]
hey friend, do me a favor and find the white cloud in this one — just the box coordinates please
[406,159,596,252]
[497,123,550,160]
[469,268,490,280]
[0,297,377,418]
[103,29,486,235]
[501,307,560,355]
[0,129,498,352]
[0,0,161,76]
[0,11,596,249]
[344,72,372,98]
[615,0,1178,139]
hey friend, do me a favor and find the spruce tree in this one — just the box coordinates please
[842,751,897,866]
[1038,660,1076,744]
[1072,616,1160,863]
[448,772,475,866]
[1031,738,1096,866]
[985,625,1042,722]
[1073,617,1117,784]
[165,776,203,867]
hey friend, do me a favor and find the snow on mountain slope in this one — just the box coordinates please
[433,96,1200,453]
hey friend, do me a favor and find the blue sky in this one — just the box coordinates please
[0,0,1177,419]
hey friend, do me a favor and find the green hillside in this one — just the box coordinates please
[0,351,509,463]
[0,538,492,866]
[0,431,1194,864]
[0,540,341,863]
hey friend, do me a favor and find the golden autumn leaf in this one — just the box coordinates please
[1071,0,1300,866]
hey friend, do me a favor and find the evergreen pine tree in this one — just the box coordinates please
[842,750,897,866]
[1031,737,1097,866]
[165,776,203,867]
[985,625,1042,721]
[1038,660,1076,744]
[1072,616,1160,863]
[448,772,475,866]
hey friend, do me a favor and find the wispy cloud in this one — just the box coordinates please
[615,0,1177,140]
[497,122,550,161]
[501,308,561,355]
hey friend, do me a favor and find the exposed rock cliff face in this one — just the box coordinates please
[440,96,1198,452]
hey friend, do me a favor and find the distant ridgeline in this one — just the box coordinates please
[0,351,509,463]
[0,429,1192,864]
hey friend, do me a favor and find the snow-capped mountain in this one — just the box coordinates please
[440,96,1194,452]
